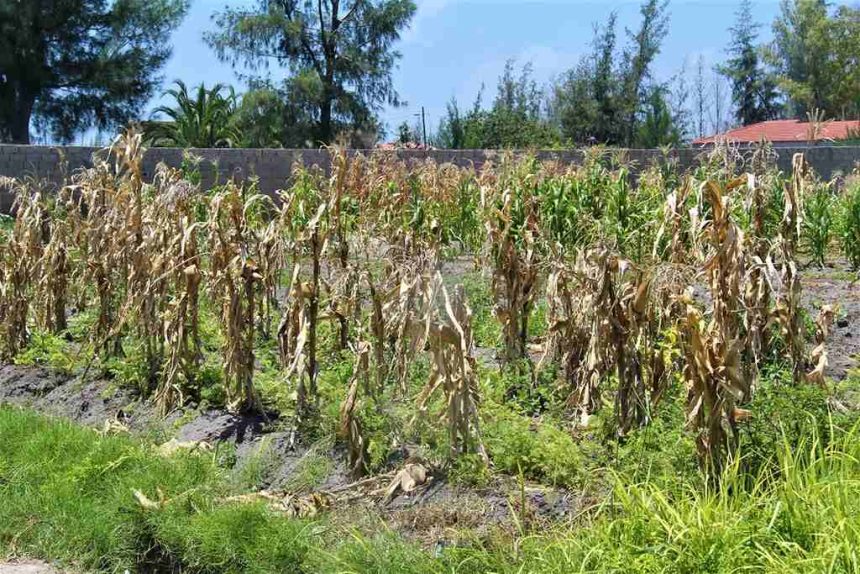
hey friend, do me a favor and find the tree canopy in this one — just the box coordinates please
[768,0,860,119]
[146,80,241,148]
[718,0,781,126]
[434,62,560,149]
[0,0,188,143]
[206,0,416,146]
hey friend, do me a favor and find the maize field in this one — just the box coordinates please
[0,131,859,549]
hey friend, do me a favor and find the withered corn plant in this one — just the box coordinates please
[278,200,327,420]
[653,176,697,263]
[541,248,680,433]
[68,156,128,357]
[416,273,488,462]
[771,154,806,383]
[153,166,204,414]
[208,184,264,414]
[742,173,772,381]
[806,304,836,385]
[326,148,360,350]
[680,177,752,474]
[113,130,164,386]
[540,256,597,418]
[351,228,409,396]
[38,216,69,335]
[339,339,370,478]
[253,202,287,339]
[362,261,391,395]
[480,161,541,365]
[0,180,44,359]
[278,159,358,423]
[680,295,739,477]
[702,177,749,399]
[604,257,659,435]
[386,252,437,393]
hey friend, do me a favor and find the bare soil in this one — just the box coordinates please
[800,265,860,381]
[0,561,60,574]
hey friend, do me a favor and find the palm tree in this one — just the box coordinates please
[147,81,241,148]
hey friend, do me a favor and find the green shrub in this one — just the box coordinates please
[14,331,77,373]
[482,402,582,487]
[739,365,831,475]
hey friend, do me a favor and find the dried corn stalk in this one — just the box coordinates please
[542,249,676,432]
[701,177,750,400]
[680,296,740,476]
[742,173,772,386]
[153,167,204,414]
[68,153,129,357]
[38,217,69,334]
[680,177,750,473]
[539,259,593,408]
[653,176,695,262]
[209,185,264,413]
[339,340,370,479]
[806,304,836,386]
[385,258,434,393]
[113,129,164,381]
[0,182,44,358]
[416,273,488,462]
[328,148,356,349]
[481,181,540,364]
[771,154,806,383]
[278,202,327,418]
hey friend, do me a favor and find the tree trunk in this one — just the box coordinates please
[319,95,333,145]
[0,84,34,144]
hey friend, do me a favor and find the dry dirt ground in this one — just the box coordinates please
[0,561,60,574]
[800,266,860,380]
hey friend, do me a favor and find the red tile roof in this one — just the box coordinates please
[693,119,860,145]
[375,141,434,150]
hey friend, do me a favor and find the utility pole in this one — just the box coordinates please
[414,106,427,147]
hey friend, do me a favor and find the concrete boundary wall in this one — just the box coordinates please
[1,144,858,213]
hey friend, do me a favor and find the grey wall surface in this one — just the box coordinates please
[1,144,858,213]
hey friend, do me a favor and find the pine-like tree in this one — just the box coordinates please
[719,0,781,125]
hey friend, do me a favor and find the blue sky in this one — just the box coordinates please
[147,0,789,141]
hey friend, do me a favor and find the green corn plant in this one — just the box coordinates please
[803,182,834,268]
[539,173,595,251]
[838,181,860,270]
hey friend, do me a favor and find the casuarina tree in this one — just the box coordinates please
[718,0,780,125]
[206,0,416,146]
[0,0,188,143]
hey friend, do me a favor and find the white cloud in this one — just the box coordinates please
[403,0,454,45]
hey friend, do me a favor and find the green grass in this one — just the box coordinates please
[2,376,860,574]
[0,406,311,573]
